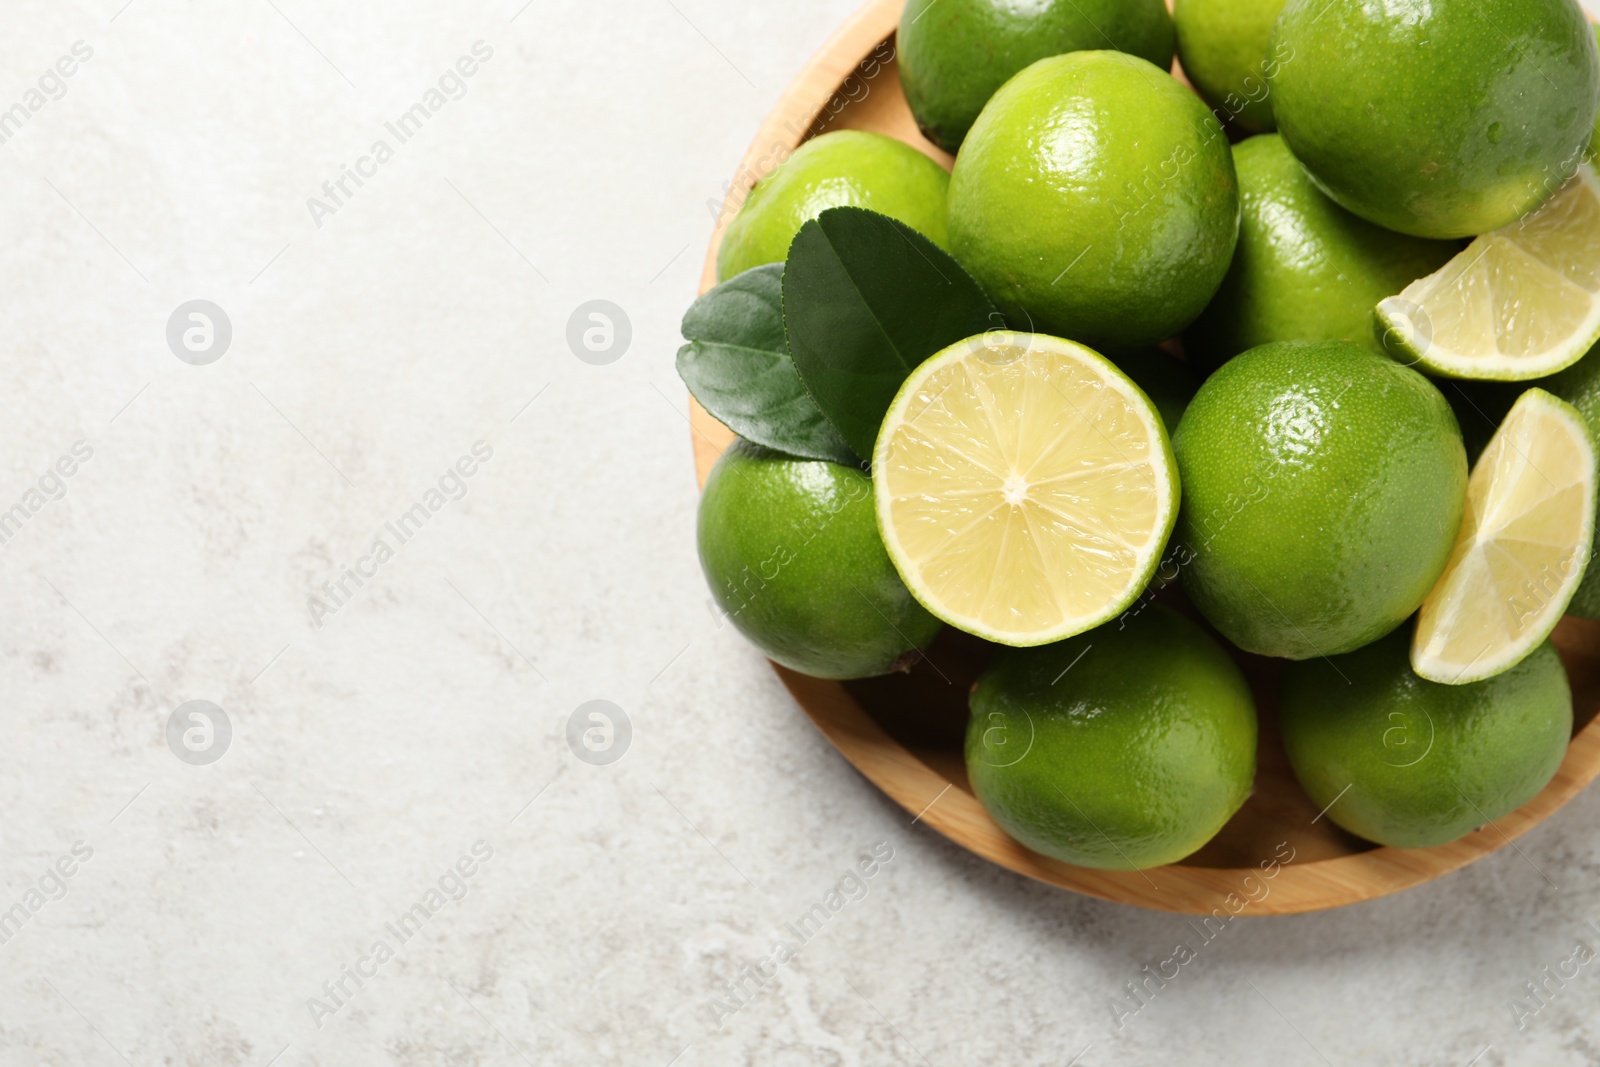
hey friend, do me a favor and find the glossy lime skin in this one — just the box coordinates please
[1173,0,1285,133]
[698,441,942,679]
[1185,135,1463,373]
[966,604,1256,870]
[948,51,1239,349]
[1538,343,1600,617]
[1280,630,1571,848]
[1173,341,1468,659]
[716,131,951,281]
[1269,0,1600,239]
[900,0,1174,153]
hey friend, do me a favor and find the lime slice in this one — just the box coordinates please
[872,331,1179,647]
[1376,165,1600,380]
[1412,388,1597,684]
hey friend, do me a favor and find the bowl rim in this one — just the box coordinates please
[688,0,1600,915]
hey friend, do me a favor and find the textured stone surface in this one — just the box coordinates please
[1,1,1599,1064]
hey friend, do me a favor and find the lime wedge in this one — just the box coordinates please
[1377,165,1600,381]
[872,332,1179,647]
[1412,388,1597,684]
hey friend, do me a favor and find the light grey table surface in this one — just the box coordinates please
[2,1,1600,1065]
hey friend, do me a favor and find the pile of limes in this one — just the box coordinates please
[685,0,1600,869]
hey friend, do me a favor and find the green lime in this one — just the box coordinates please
[949,51,1238,349]
[1185,135,1462,373]
[1269,0,1600,238]
[966,604,1256,870]
[1537,342,1600,618]
[873,332,1181,647]
[716,131,950,281]
[1106,347,1200,432]
[1280,629,1571,848]
[1173,0,1285,133]
[899,0,1174,154]
[698,441,942,678]
[1173,340,1467,659]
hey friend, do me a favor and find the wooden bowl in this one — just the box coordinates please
[689,0,1600,914]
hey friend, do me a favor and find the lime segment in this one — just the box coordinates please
[1412,389,1597,684]
[1377,166,1600,380]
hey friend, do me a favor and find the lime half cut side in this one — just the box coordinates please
[872,331,1180,647]
[1412,388,1597,685]
[1377,165,1600,381]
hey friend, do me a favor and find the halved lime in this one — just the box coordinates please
[872,332,1179,647]
[1377,165,1600,380]
[1412,389,1597,684]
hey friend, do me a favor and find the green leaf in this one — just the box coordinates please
[676,264,860,467]
[783,207,1001,461]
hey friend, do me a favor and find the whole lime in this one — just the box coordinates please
[1280,630,1571,848]
[900,0,1174,154]
[1538,342,1600,617]
[966,604,1256,870]
[717,131,950,281]
[1173,0,1286,133]
[1269,0,1600,238]
[1173,340,1467,659]
[698,441,942,678]
[1185,134,1462,372]
[948,50,1239,349]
